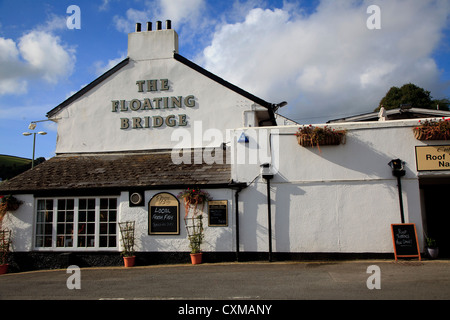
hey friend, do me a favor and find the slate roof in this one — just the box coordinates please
[0,150,232,195]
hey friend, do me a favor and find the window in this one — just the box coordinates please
[100,198,117,248]
[78,198,96,247]
[35,197,118,250]
[36,199,54,248]
[56,199,74,247]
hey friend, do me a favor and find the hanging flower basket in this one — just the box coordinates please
[177,188,212,217]
[413,118,450,140]
[295,125,347,149]
[0,195,23,227]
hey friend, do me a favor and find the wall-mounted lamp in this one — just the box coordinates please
[260,163,274,180]
[388,159,406,177]
[388,158,406,223]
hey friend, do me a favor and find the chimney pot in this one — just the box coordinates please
[146,22,152,31]
[156,21,162,30]
[166,20,172,29]
[135,23,141,32]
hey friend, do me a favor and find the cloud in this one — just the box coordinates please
[18,31,76,83]
[94,53,127,76]
[158,0,205,25]
[113,0,210,48]
[114,0,206,32]
[200,0,450,123]
[0,28,76,96]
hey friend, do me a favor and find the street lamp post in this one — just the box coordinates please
[23,131,47,168]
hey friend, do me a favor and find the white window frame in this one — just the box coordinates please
[34,197,119,251]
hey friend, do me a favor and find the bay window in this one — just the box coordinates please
[35,197,118,250]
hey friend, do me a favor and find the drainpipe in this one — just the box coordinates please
[229,181,247,262]
[261,163,274,262]
[235,187,241,262]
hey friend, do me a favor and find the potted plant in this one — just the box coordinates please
[178,188,211,264]
[185,215,204,264]
[413,118,450,140]
[119,221,136,267]
[295,125,347,150]
[426,237,439,259]
[0,229,11,275]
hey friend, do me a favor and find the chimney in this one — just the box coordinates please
[128,20,178,61]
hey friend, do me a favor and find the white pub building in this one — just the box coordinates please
[1,21,449,271]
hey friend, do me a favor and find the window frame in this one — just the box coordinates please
[34,197,119,251]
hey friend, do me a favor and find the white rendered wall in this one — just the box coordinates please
[119,189,235,253]
[230,119,450,254]
[1,194,34,252]
[51,31,263,154]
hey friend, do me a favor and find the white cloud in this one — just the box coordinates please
[0,29,76,95]
[158,0,205,25]
[201,0,450,122]
[113,0,209,43]
[114,8,151,33]
[94,53,127,76]
[18,31,76,83]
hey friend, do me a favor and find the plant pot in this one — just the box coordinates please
[123,256,135,267]
[190,253,202,265]
[427,247,439,259]
[0,264,8,275]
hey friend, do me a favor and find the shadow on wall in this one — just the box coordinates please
[300,131,413,178]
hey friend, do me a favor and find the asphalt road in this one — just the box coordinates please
[0,260,449,300]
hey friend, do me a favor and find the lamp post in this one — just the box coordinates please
[388,159,406,223]
[23,131,47,168]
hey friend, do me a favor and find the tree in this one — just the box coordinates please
[374,83,448,111]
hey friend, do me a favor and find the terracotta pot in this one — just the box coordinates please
[0,264,8,275]
[427,247,439,259]
[123,256,135,267]
[190,253,202,265]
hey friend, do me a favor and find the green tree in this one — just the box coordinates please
[374,83,448,111]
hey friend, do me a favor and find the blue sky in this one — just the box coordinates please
[1,0,449,160]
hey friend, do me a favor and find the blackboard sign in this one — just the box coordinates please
[208,200,228,227]
[391,224,421,261]
[149,192,180,235]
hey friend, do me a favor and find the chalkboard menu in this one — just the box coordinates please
[149,192,180,235]
[208,200,228,227]
[391,224,421,261]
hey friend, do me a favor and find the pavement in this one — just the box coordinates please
[0,260,449,301]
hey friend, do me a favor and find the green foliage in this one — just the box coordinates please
[374,83,448,111]
[0,155,46,180]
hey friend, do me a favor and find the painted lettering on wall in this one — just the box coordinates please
[112,79,196,129]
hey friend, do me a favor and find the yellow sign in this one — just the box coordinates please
[415,145,450,171]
